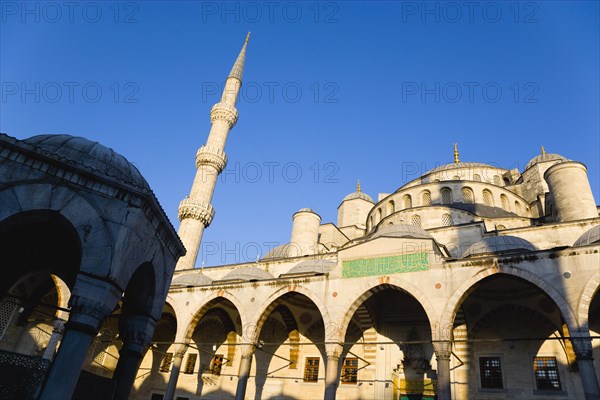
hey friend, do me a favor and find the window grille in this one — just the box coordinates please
[534,357,561,391]
[303,357,320,382]
[341,358,358,384]
[479,357,503,389]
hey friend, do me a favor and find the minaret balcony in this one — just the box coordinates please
[210,102,239,127]
[178,198,215,226]
[196,145,227,172]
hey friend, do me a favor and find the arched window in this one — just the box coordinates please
[453,175,460,180]
[497,224,506,230]
[441,188,453,204]
[411,214,421,227]
[421,190,431,206]
[442,213,452,226]
[514,201,522,214]
[377,208,382,222]
[483,189,494,206]
[503,177,510,186]
[388,200,395,214]
[500,194,510,211]
[462,187,474,204]
[493,175,502,186]
[473,174,482,182]
[403,194,412,209]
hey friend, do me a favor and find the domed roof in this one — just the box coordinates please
[261,243,296,261]
[524,153,568,171]
[427,162,495,174]
[280,259,336,277]
[220,267,274,282]
[371,223,434,240]
[461,235,537,258]
[172,273,213,287]
[23,134,150,191]
[573,225,600,247]
[342,191,374,203]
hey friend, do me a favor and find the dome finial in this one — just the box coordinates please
[541,145,546,155]
[357,180,361,192]
[454,143,460,164]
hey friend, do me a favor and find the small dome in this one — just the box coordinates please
[297,208,315,213]
[427,162,495,174]
[371,223,434,240]
[24,134,150,191]
[573,225,600,247]
[524,153,568,171]
[280,259,336,277]
[261,243,299,261]
[220,267,274,282]
[462,235,537,258]
[342,191,374,203]
[172,273,213,287]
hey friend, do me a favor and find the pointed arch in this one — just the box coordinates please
[183,292,247,342]
[578,272,600,330]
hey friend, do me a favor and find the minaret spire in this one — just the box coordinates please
[357,180,361,192]
[453,143,460,164]
[175,34,250,271]
[541,145,546,155]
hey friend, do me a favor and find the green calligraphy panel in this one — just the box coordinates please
[342,252,429,278]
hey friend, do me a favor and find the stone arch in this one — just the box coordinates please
[121,262,156,318]
[248,286,331,344]
[0,184,113,277]
[337,277,438,342]
[439,267,578,341]
[183,292,247,342]
[578,272,600,330]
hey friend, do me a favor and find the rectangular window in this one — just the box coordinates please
[150,394,164,400]
[209,354,223,375]
[341,358,358,384]
[479,357,503,389]
[303,357,320,382]
[534,357,561,391]
[159,353,173,373]
[183,353,197,374]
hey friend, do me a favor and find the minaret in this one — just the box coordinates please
[176,33,250,271]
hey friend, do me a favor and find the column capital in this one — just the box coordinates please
[325,343,344,360]
[432,340,452,361]
[571,336,594,360]
[210,102,239,128]
[67,295,116,333]
[178,198,215,225]
[119,315,156,355]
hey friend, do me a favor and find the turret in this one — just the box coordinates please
[290,208,321,256]
[337,181,374,229]
[176,33,250,271]
[544,161,597,222]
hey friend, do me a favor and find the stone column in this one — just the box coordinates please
[235,344,256,400]
[42,319,65,361]
[433,341,452,400]
[324,343,343,400]
[164,344,188,400]
[39,278,121,400]
[572,336,600,400]
[112,315,155,400]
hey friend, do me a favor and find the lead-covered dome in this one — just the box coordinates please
[219,267,274,282]
[427,162,494,174]
[280,259,336,277]
[342,191,374,203]
[524,153,568,171]
[371,223,434,240]
[172,273,213,287]
[573,225,600,247]
[24,134,150,191]
[462,235,537,258]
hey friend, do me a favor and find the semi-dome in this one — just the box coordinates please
[371,223,434,240]
[280,259,336,277]
[427,162,495,175]
[24,134,150,191]
[524,153,568,171]
[220,267,274,282]
[172,273,213,287]
[462,235,537,258]
[573,225,600,247]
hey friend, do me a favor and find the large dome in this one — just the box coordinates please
[461,235,537,258]
[427,162,495,174]
[24,134,150,191]
[524,153,568,171]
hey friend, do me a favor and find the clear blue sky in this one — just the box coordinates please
[1,1,598,266]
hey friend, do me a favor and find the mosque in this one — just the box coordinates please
[0,35,599,400]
